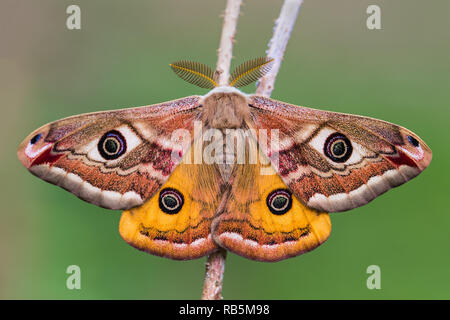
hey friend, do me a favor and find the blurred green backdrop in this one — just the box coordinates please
[1,0,449,299]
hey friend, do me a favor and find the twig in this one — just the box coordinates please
[201,249,228,300]
[256,0,303,97]
[215,0,243,86]
[201,0,303,300]
[201,0,242,301]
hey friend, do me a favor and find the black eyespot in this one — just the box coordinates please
[30,133,42,145]
[159,188,184,214]
[407,135,419,147]
[324,132,353,163]
[266,189,292,215]
[98,130,127,160]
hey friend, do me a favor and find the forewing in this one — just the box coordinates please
[18,96,201,210]
[248,95,432,212]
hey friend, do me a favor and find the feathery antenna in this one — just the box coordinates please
[170,57,274,89]
[229,57,274,87]
[170,61,217,89]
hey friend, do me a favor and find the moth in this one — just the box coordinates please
[18,58,432,262]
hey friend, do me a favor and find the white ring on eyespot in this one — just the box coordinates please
[330,139,348,159]
[270,195,289,211]
[162,194,180,209]
[161,190,183,210]
[102,137,121,156]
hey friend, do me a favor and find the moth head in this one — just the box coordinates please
[169,57,274,89]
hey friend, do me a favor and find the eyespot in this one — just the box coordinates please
[324,132,353,163]
[159,188,184,214]
[266,189,292,215]
[30,133,42,145]
[407,135,419,147]
[98,130,127,160]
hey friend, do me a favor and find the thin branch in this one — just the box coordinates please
[256,0,303,97]
[201,0,242,301]
[201,249,227,300]
[215,0,243,86]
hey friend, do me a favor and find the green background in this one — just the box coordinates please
[1,0,449,299]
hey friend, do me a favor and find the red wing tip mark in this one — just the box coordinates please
[386,148,420,169]
[30,146,64,167]
[18,138,62,169]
